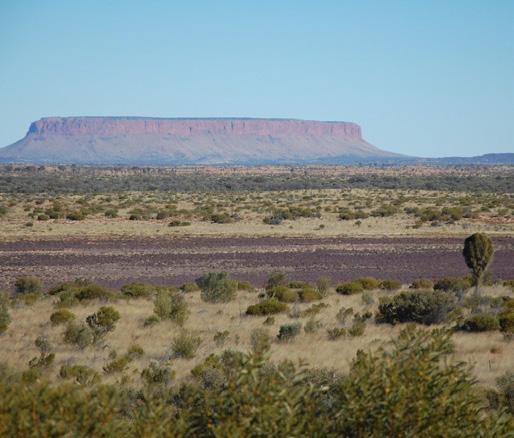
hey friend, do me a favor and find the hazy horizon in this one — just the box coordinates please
[1,1,513,157]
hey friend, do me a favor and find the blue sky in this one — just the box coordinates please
[0,1,512,157]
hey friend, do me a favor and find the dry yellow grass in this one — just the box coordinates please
[1,285,512,388]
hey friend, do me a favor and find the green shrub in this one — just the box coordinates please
[196,272,237,303]
[14,276,42,295]
[499,308,514,334]
[298,287,322,302]
[376,290,457,325]
[410,278,434,289]
[86,306,120,340]
[267,285,298,302]
[379,279,402,291]
[336,281,363,295]
[51,279,115,306]
[246,299,288,316]
[28,353,55,370]
[0,293,11,335]
[277,322,301,342]
[250,328,271,354]
[153,289,189,325]
[460,313,500,332]
[502,279,514,292]
[59,364,100,386]
[50,309,75,325]
[121,282,156,298]
[171,331,202,359]
[355,277,381,290]
[434,277,472,293]
[63,323,94,349]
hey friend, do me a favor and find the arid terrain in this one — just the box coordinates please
[1,236,513,289]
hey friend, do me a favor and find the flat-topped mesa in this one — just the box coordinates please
[27,117,363,139]
[2,116,400,164]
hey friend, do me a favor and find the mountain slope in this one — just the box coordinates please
[0,117,402,165]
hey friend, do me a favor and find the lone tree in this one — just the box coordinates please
[462,233,494,297]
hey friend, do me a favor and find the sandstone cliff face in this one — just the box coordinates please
[28,117,363,139]
[1,117,400,165]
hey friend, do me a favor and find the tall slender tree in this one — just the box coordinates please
[462,233,494,297]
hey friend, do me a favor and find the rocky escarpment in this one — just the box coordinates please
[0,117,401,165]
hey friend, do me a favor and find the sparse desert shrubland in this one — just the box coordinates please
[1,166,514,435]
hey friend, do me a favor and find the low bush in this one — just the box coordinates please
[127,344,145,360]
[376,290,457,325]
[50,308,76,325]
[361,291,375,306]
[336,307,354,325]
[277,322,302,342]
[14,276,42,295]
[63,323,94,349]
[196,272,237,303]
[267,285,298,302]
[51,279,116,306]
[460,313,500,332]
[250,328,271,354]
[86,306,120,341]
[379,279,402,291]
[121,282,156,298]
[171,331,202,359]
[301,302,329,317]
[153,289,189,326]
[246,299,288,316]
[434,277,472,294]
[410,278,434,289]
[355,277,381,290]
[336,282,363,295]
[298,287,322,302]
[348,319,366,337]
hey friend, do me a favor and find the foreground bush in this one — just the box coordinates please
[196,272,237,303]
[246,298,288,316]
[0,326,511,436]
[376,290,457,325]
